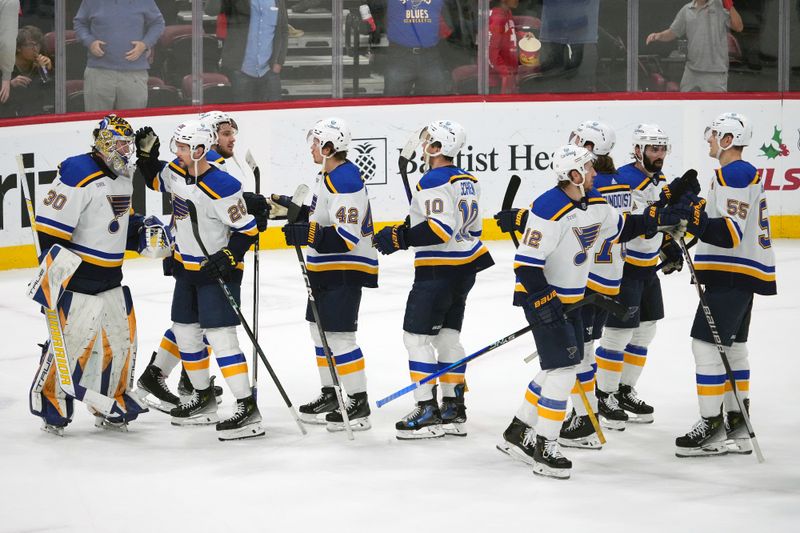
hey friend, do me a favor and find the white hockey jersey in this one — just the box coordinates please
[587,172,633,296]
[514,187,622,305]
[148,158,258,277]
[410,165,494,279]
[307,160,378,288]
[616,162,665,269]
[35,153,133,291]
[694,160,776,295]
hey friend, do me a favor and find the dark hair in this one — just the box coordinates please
[16,25,44,50]
[322,141,348,161]
[429,141,454,162]
[594,154,617,174]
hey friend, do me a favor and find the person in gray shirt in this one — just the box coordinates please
[646,0,743,92]
[74,0,165,111]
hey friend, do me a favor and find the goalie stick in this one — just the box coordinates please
[285,186,355,440]
[185,199,307,436]
[677,237,765,463]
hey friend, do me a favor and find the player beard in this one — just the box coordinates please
[643,152,664,174]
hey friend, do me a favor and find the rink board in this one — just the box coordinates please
[1,97,799,269]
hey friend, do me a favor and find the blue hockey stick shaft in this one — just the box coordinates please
[376,324,532,408]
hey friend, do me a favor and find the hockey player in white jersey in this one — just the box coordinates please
[142,120,264,440]
[374,120,494,439]
[272,117,378,431]
[675,112,776,457]
[593,124,699,428]
[30,114,150,434]
[134,111,268,412]
[494,145,689,478]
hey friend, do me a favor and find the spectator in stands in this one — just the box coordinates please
[206,0,289,103]
[367,0,453,96]
[73,0,165,112]
[0,0,20,104]
[0,25,53,117]
[646,0,743,92]
[537,0,600,92]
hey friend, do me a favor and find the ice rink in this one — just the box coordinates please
[0,239,798,532]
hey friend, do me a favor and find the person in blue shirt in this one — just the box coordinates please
[207,0,289,102]
[73,0,165,112]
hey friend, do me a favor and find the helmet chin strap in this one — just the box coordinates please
[422,144,442,167]
[572,172,588,208]
[715,134,732,159]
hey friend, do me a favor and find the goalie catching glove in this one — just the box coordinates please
[134,126,160,161]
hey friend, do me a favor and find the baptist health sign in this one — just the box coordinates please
[1,98,799,269]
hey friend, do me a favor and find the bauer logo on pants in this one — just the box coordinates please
[352,138,387,185]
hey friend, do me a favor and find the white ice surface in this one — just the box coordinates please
[0,240,798,532]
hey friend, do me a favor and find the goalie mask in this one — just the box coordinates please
[705,112,752,158]
[307,117,351,158]
[570,120,616,156]
[420,120,466,161]
[93,114,135,177]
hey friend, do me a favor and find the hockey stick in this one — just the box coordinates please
[677,238,765,463]
[376,324,533,408]
[398,128,423,203]
[233,149,262,398]
[185,199,307,436]
[501,175,522,247]
[286,186,355,440]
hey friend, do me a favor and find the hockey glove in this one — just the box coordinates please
[659,169,700,206]
[243,192,269,231]
[201,247,238,279]
[658,233,684,275]
[283,221,322,248]
[494,208,528,234]
[373,224,409,255]
[679,196,709,238]
[642,204,687,238]
[267,194,291,219]
[135,126,160,160]
[525,286,565,327]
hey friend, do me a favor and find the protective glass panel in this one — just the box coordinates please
[639,0,778,93]
[1,1,55,118]
[513,0,627,95]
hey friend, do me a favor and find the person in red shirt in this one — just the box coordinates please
[489,0,520,92]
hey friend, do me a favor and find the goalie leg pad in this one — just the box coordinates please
[403,331,437,402]
[432,328,466,397]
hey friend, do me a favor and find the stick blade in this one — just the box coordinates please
[400,128,422,160]
[244,149,258,172]
[287,184,310,224]
[502,175,522,210]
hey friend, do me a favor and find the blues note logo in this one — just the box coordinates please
[172,195,190,220]
[572,223,602,265]
[106,195,131,233]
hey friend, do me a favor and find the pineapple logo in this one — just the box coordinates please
[352,138,387,184]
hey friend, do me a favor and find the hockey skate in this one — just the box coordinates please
[440,384,467,437]
[136,353,180,413]
[326,392,371,432]
[299,387,338,424]
[395,399,445,440]
[618,384,654,424]
[497,417,537,465]
[170,385,219,426]
[533,435,572,479]
[94,414,128,432]
[178,368,223,405]
[216,395,265,441]
[675,413,728,457]
[40,421,66,436]
[597,389,628,431]
[559,410,602,450]
[726,399,753,454]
